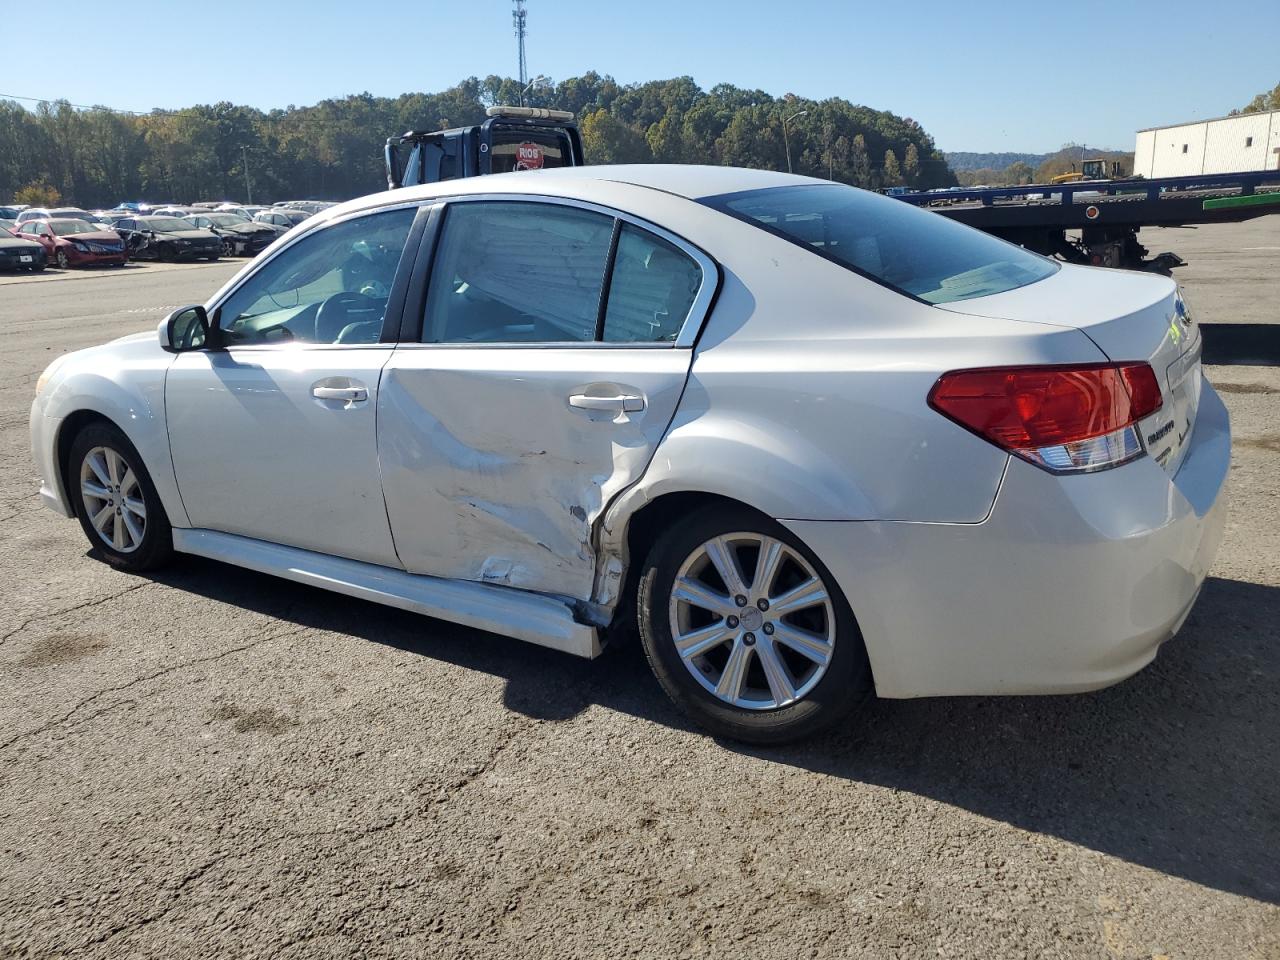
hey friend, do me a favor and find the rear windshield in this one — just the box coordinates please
[701,183,1057,304]
[489,127,575,174]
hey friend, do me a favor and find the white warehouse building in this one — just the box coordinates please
[1134,109,1280,178]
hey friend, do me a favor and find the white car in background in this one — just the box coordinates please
[30,166,1229,743]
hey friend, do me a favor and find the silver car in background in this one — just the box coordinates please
[30,165,1228,743]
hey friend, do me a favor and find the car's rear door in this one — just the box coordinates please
[378,196,717,600]
[165,203,427,566]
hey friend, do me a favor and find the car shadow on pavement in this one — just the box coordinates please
[145,559,1278,905]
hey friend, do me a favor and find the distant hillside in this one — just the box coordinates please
[944,145,1135,186]
[946,151,1047,172]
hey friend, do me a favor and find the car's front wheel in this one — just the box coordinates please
[69,422,173,571]
[636,506,870,744]
[55,249,69,269]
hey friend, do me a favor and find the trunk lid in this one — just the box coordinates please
[938,264,1201,475]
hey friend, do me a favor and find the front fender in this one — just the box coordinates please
[39,353,187,529]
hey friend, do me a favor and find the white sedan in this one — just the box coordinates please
[30,166,1229,743]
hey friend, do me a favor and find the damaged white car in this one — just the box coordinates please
[31,166,1229,743]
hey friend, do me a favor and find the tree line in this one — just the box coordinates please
[1231,81,1280,115]
[1,73,956,208]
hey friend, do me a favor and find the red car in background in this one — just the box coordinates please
[14,218,127,269]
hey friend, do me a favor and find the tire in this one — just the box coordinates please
[158,243,176,263]
[55,249,69,269]
[68,422,174,572]
[636,506,871,744]
[31,264,46,272]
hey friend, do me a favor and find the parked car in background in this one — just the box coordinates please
[0,205,28,219]
[0,225,46,271]
[27,166,1229,744]
[0,219,17,233]
[16,206,96,225]
[216,204,270,220]
[95,210,135,225]
[183,212,282,257]
[150,206,203,219]
[14,218,126,269]
[254,208,310,229]
[111,216,222,262]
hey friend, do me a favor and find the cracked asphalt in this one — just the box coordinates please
[1,221,1278,959]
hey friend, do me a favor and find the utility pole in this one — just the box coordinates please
[513,0,528,88]
[242,146,252,204]
[784,110,808,175]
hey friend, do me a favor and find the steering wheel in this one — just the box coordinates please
[315,291,378,343]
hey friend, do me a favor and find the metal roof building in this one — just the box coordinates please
[1134,110,1280,178]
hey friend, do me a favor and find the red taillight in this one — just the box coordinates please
[929,363,1163,471]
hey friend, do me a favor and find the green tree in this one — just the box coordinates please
[883,148,901,185]
[1232,82,1280,115]
[903,142,920,184]
[579,109,650,164]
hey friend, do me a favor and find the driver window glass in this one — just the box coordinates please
[216,208,415,346]
[423,201,613,344]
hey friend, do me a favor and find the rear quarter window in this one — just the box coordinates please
[701,183,1057,304]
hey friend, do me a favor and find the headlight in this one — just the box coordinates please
[36,354,69,395]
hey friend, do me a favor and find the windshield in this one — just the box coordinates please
[140,217,194,232]
[206,214,248,226]
[49,220,99,235]
[701,183,1058,304]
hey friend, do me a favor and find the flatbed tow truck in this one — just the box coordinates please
[894,170,1280,274]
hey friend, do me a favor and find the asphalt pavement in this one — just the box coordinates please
[0,221,1277,959]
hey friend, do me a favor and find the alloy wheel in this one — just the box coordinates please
[79,445,146,553]
[667,532,835,710]
[56,249,69,269]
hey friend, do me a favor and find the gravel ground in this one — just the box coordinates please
[1,220,1277,959]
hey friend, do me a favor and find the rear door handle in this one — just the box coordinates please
[312,385,368,403]
[568,393,645,413]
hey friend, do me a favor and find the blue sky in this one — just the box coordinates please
[7,0,1276,153]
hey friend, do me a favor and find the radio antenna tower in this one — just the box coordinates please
[513,0,528,87]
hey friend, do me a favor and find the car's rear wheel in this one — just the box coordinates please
[636,506,870,744]
[69,422,173,571]
[55,249,69,269]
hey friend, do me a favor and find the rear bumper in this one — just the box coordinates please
[783,378,1231,699]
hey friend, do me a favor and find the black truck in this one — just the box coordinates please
[385,106,585,190]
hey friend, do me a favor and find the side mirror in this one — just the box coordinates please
[158,305,210,353]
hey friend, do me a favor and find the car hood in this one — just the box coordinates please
[221,223,275,236]
[0,235,42,250]
[156,228,218,240]
[59,230,122,243]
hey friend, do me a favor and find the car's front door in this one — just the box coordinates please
[166,205,422,566]
[379,197,716,600]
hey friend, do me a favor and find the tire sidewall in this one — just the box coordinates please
[636,507,870,744]
[69,423,172,571]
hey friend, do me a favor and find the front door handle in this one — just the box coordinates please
[312,385,368,403]
[568,393,645,413]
